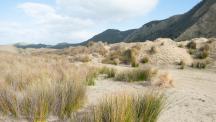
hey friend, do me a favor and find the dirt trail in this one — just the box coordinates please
[158,68,216,122]
[83,66,216,122]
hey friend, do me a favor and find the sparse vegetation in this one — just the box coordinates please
[187,41,197,49]
[79,92,166,122]
[188,49,196,55]
[179,60,186,69]
[196,50,209,59]
[124,48,139,67]
[86,71,98,86]
[195,44,210,59]
[191,61,207,69]
[178,44,184,48]
[102,47,140,67]
[141,56,149,64]
[115,68,157,82]
[99,67,116,78]
[158,73,174,87]
[150,46,158,54]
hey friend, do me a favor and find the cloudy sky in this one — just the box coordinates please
[0,0,201,45]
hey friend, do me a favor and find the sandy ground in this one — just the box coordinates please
[82,66,216,122]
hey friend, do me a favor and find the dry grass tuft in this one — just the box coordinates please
[191,61,207,69]
[157,73,174,88]
[150,46,158,54]
[99,67,116,78]
[140,56,149,64]
[115,68,157,82]
[0,53,90,121]
[187,41,197,49]
[78,92,166,122]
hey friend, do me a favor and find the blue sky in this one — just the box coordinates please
[0,0,201,44]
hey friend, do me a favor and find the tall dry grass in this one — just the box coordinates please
[0,52,90,121]
[115,68,157,82]
[78,92,166,122]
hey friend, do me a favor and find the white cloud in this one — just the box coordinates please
[56,0,159,20]
[0,0,158,44]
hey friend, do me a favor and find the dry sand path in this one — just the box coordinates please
[158,68,216,122]
[83,66,216,122]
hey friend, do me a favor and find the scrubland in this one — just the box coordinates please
[0,38,215,122]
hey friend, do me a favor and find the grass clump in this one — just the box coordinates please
[115,68,157,82]
[86,71,98,86]
[196,51,209,59]
[196,45,210,59]
[0,53,87,121]
[178,60,186,69]
[102,47,139,67]
[99,67,116,78]
[191,61,207,69]
[141,57,149,64]
[80,92,166,122]
[187,41,197,49]
[150,46,158,54]
[124,48,139,67]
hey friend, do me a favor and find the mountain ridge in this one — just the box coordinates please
[87,0,216,43]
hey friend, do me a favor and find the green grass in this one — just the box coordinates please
[115,68,157,82]
[78,92,166,122]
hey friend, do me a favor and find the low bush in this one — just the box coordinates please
[115,68,157,82]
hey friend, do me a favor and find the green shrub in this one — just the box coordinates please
[115,68,157,82]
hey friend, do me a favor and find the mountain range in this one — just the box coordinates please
[15,0,216,49]
[87,0,216,43]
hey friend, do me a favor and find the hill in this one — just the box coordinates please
[87,0,216,43]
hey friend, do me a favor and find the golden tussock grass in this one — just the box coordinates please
[0,52,92,121]
[77,92,166,122]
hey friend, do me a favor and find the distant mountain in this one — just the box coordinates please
[15,43,50,49]
[15,42,80,49]
[87,0,216,43]
[86,29,136,44]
